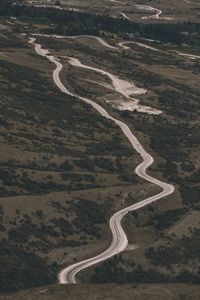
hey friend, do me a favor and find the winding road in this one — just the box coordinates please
[135,4,162,20]
[63,55,161,114]
[118,37,200,60]
[29,36,175,284]
[31,33,200,61]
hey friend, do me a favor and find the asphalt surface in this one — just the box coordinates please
[29,36,175,284]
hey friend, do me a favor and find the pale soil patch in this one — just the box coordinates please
[0,24,9,30]
[126,243,139,251]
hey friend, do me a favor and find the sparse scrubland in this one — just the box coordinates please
[0,0,200,298]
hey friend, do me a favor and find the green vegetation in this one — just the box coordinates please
[92,254,200,284]
[125,113,199,209]
[92,258,170,283]
[146,229,200,269]
[3,3,200,45]
[1,283,200,300]
[1,1,200,292]
[0,241,56,292]
[147,208,188,231]
[0,0,12,15]
[0,55,135,196]
[0,27,139,292]
[71,198,108,238]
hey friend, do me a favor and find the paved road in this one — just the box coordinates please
[30,33,200,61]
[29,36,175,284]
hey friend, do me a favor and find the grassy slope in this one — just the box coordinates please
[1,283,200,300]
[30,27,200,284]
[0,20,158,291]
[0,9,200,293]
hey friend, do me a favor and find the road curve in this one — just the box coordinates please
[135,4,162,20]
[30,33,200,61]
[29,37,175,284]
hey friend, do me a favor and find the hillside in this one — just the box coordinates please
[0,0,200,296]
[23,0,200,23]
[1,283,200,300]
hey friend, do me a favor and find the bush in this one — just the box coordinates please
[0,241,56,292]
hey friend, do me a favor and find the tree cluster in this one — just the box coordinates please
[3,3,200,45]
